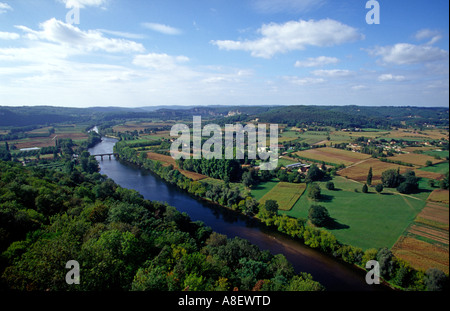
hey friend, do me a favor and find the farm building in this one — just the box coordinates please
[285,162,311,172]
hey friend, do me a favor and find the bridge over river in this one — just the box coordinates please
[91,153,119,160]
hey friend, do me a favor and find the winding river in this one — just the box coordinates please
[89,137,388,291]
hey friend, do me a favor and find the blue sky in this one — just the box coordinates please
[0,0,448,108]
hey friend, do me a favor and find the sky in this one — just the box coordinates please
[0,0,448,108]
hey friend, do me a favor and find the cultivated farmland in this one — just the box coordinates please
[295,147,371,166]
[388,152,444,167]
[337,158,413,183]
[392,188,449,274]
[259,182,307,211]
[427,189,450,204]
[392,236,449,274]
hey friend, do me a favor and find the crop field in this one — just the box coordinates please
[337,158,416,183]
[408,223,449,245]
[296,131,330,145]
[416,202,449,230]
[330,129,390,140]
[8,132,88,150]
[388,152,444,167]
[392,187,449,274]
[250,180,279,201]
[392,236,449,274]
[279,131,301,143]
[259,182,307,211]
[385,129,449,141]
[295,147,371,166]
[146,152,207,181]
[427,189,450,204]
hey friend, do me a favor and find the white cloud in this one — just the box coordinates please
[294,56,339,68]
[97,29,146,40]
[252,0,325,13]
[351,85,368,91]
[285,76,325,86]
[369,43,448,65]
[15,18,145,54]
[0,2,12,14]
[133,53,189,70]
[0,31,20,40]
[312,69,352,77]
[59,0,108,9]
[378,74,406,82]
[415,29,442,45]
[142,22,182,35]
[212,19,364,59]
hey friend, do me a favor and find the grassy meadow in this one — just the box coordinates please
[281,176,428,250]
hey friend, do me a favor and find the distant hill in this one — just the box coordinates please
[0,105,447,129]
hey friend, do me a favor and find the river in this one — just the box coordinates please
[89,137,387,291]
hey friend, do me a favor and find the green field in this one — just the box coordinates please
[259,182,307,211]
[422,149,450,159]
[297,131,330,145]
[282,177,427,250]
[250,180,280,201]
[278,157,298,167]
[418,162,449,175]
[279,131,301,143]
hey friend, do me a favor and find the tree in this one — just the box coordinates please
[260,169,272,182]
[377,247,394,279]
[362,184,368,193]
[306,164,324,182]
[366,167,373,186]
[397,170,419,194]
[425,160,433,167]
[381,169,402,188]
[375,183,383,193]
[242,171,255,188]
[424,268,448,291]
[325,181,335,191]
[439,172,449,190]
[307,183,321,201]
[264,200,279,216]
[308,205,330,227]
